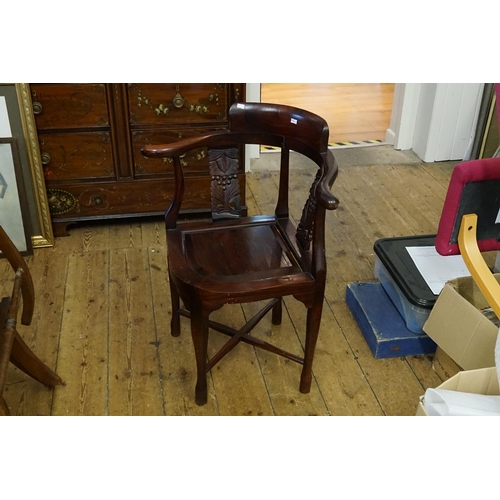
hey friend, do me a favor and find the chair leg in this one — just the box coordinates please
[272,297,282,325]
[299,301,323,394]
[169,271,181,337]
[9,331,63,387]
[191,306,210,406]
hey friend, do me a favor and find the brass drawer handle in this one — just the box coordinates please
[91,195,104,206]
[41,152,51,165]
[172,92,185,109]
[32,101,43,115]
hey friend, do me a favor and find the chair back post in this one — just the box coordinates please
[274,144,290,219]
[0,226,34,325]
[165,156,185,230]
[311,200,329,279]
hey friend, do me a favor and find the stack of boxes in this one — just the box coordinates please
[346,234,439,358]
[346,234,499,386]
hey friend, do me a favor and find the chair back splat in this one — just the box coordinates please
[141,102,339,405]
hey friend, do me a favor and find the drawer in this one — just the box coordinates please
[46,176,215,218]
[131,127,222,177]
[128,84,230,126]
[31,84,109,129]
[39,132,115,181]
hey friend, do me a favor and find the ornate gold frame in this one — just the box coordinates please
[15,83,54,247]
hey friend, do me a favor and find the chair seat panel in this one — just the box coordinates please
[167,217,315,300]
[168,216,315,302]
[183,223,299,276]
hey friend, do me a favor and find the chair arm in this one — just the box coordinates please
[141,130,229,158]
[316,149,339,210]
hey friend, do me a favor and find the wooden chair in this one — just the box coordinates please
[142,102,339,405]
[0,226,63,416]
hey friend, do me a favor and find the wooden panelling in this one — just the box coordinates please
[260,83,395,144]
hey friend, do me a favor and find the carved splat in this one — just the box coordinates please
[209,148,241,220]
[296,169,322,250]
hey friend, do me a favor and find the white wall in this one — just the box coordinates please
[387,83,484,162]
[412,84,438,159]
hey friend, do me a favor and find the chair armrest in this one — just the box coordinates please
[141,130,229,158]
[316,149,339,210]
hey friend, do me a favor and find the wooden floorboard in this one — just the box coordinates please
[2,147,460,416]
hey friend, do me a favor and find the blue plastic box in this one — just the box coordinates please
[345,282,437,358]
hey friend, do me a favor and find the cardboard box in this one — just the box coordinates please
[416,366,500,415]
[423,274,500,370]
[432,346,463,382]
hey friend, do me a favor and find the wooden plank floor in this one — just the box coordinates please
[1,146,464,416]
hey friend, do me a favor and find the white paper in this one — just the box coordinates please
[406,246,471,295]
[0,142,27,251]
[0,97,12,137]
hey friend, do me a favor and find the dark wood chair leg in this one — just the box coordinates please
[190,306,210,405]
[9,331,63,387]
[299,301,323,394]
[272,297,282,325]
[169,271,181,337]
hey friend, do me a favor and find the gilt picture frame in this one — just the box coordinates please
[0,83,54,248]
[0,137,33,255]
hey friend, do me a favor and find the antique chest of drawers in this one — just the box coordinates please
[30,83,246,235]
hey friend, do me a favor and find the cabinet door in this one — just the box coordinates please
[31,84,109,130]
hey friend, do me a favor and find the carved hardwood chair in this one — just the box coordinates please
[0,226,63,416]
[142,102,339,405]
